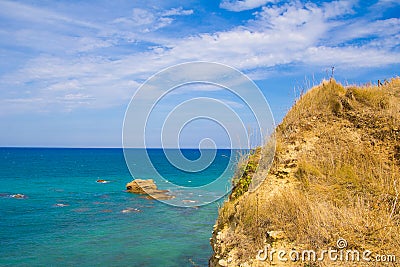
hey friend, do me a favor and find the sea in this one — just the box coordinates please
[0,148,237,267]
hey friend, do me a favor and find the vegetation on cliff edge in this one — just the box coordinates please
[211,78,400,266]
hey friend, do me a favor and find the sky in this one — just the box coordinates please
[0,0,399,148]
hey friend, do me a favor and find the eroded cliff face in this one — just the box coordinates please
[209,124,313,267]
[210,79,400,266]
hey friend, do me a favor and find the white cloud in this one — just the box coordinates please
[330,18,400,46]
[304,46,400,67]
[113,7,193,33]
[372,0,400,9]
[220,0,276,12]
[249,2,328,41]
[162,7,194,16]
[322,0,356,19]
[113,8,167,33]
[0,0,100,30]
[0,54,143,114]
[163,0,399,71]
[0,1,115,55]
[130,8,156,25]
[1,1,399,116]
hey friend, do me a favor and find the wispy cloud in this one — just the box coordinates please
[112,7,193,33]
[220,0,277,12]
[0,0,99,29]
[0,0,399,116]
[162,7,194,16]
[161,1,399,70]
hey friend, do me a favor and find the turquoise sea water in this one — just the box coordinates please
[0,148,236,267]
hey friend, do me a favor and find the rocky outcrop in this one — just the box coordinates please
[126,179,174,200]
[11,193,26,199]
[209,79,400,266]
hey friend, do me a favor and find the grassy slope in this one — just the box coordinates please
[210,78,400,266]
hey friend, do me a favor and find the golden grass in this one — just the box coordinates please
[212,77,400,265]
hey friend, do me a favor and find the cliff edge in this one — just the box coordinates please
[210,78,400,266]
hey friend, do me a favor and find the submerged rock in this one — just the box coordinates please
[121,207,141,213]
[96,179,110,183]
[126,179,174,200]
[11,194,26,199]
[54,203,69,207]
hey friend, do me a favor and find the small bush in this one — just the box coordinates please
[230,148,261,200]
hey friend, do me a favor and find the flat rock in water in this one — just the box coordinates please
[11,194,26,199]
[126,179,174,200]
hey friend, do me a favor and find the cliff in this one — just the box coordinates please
[210,78,400,266]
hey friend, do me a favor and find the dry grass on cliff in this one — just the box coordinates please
[213,78,400,265]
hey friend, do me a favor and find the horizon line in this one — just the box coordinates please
[0,146,248,149]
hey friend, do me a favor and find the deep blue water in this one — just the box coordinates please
[0,148,236,267]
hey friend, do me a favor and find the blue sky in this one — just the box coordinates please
[0,0,399,147]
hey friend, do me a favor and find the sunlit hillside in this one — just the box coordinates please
[210,78,400,266]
